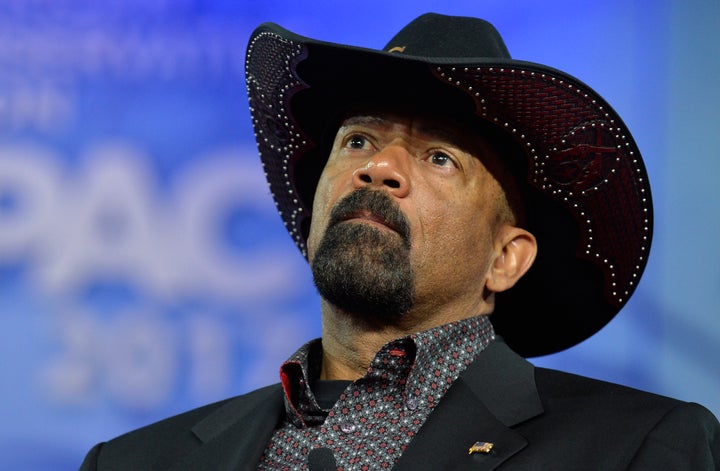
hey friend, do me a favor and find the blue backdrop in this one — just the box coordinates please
[0,1,718,469]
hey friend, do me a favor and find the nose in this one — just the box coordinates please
[352,146,410,197]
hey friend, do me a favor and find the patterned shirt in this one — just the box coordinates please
[257,315,496,470]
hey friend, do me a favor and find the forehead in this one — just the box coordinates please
[337,110,483,149]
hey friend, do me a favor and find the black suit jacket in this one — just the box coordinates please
[80,340,719,470]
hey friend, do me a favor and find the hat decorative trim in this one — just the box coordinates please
[434,65,651,307]
[247,31,313,254]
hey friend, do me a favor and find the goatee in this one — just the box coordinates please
[311,188,414,325]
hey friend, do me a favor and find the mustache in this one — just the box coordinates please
[327,188,411,245]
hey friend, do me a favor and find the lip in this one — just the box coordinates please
[339,210,399,233]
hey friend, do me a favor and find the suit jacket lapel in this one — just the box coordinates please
[394,340,544,471]
[168,384,285,471]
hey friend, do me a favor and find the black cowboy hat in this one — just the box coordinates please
[244,13,653,357]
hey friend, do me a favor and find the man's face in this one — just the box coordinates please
[307,111,514,326]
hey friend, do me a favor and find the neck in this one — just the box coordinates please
[319,297,494,380]
[319,306,399,380]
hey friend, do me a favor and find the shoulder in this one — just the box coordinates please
[534,366,689,419]
[80,383,283,471]
[109,383,282,447]
[528,368,719,468]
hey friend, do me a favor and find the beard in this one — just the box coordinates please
[311,188,415,325]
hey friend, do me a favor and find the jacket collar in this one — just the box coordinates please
[169,339,542,471]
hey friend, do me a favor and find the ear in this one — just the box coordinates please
[486,226,537,294]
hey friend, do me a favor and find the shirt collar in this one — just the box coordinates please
[278,315,495,428]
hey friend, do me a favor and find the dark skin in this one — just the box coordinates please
[305,111,538,380]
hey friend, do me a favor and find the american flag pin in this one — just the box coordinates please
[468,441,494,454]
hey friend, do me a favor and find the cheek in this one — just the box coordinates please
[414,197,492,258]
[306,179,330,257]
[408,199,465,266]
[306,170,349,258]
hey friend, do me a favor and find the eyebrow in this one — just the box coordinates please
[416,124,467,147]
[340,115,468,146]
[340,115,389,129]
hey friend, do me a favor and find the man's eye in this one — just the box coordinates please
[429,152,454,167]
[347,135,367,149]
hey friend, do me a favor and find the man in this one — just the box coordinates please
[80,13,719,470]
